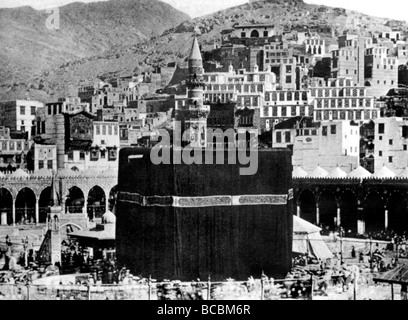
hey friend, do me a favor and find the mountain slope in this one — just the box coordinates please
[0,0,190,100]
[1,0,407,101]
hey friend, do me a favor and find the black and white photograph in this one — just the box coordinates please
[0,0,407,305]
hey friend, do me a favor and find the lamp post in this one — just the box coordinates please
[23,236,29,268]
[338,226,344,265]
[369,236,373,270]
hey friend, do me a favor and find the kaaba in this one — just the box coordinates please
[116,147,293,281]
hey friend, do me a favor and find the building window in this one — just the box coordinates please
[389,139,393,145]
[31,106,36,116]
[96,125,100,135]
[20,106,25,115]
[80,152,85,160]
[403,126,408,138]
[285,131,291,143]
[68,151,74,160]
[241,32,246,38]
[389,156,393,163]
[101,150,106,159]
[379,123,385,134]
[379,151,382,157]
[322,126,327,136]
[286,65,292,73]
[21,126,25,132]
[276,132,282,143]
[331,125,336,134]
[39,160,44,169]
[263,31,268,37]
[404,145,407,151]
[286,76,292,84]
[47,160,53,170]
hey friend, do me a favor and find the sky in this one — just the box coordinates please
[0,0,407,21]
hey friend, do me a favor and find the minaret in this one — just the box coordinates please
[179,37,210,148]
[48,172,62,265]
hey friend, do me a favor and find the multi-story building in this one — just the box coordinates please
[378,31,402,44]
[263,42,296,90]
[396,43,408,65]
[27,143,58,172]
[331,35,372,86]
[36,107,119,171]
[292,120,360,174]
[310,78,380,123]
[331,34,398,97]
[229,23,279,47]
[87,121,120,170]
[45,97,90,116]
[0,100,44,140]
[0,126,32,170]
[373,117,408,174]
[261,89,314,130]
[364,46,398,97]
[305,35,326,57]
[203,64,276,110]
[272,117,316,149]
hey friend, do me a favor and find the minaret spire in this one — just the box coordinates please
[189,37,202,61]
[177,37,210,148]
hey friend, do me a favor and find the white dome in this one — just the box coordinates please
[328,166,347,178]
[310,166,329,178]
[102,211,116,224]
[293,166,308,178]
[31,169,53,177]
[348,166,372,178]
[373,165,396,179]
[11,169,30,178]
[399,167,408,178]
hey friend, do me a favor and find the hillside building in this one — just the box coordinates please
[0,100,44,140]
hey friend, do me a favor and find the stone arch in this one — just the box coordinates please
[15,187,36,224]
[298,189,316,225]
[250,30,259,38]
[60,222,82,237]
[364,80,372,87]
[87,185,106,220]
[0,188,13,225]
[318,189,337,231]
[313,46,317,54]
[39,186,52,223]
[109,185,118,212]
[60,222,82,230]
[364,191,385,234]
[387,191,408,233]
[66,186,85,214]
[340,189,358,234]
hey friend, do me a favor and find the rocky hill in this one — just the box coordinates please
[1,0,407,101]
[0,0,190,101]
